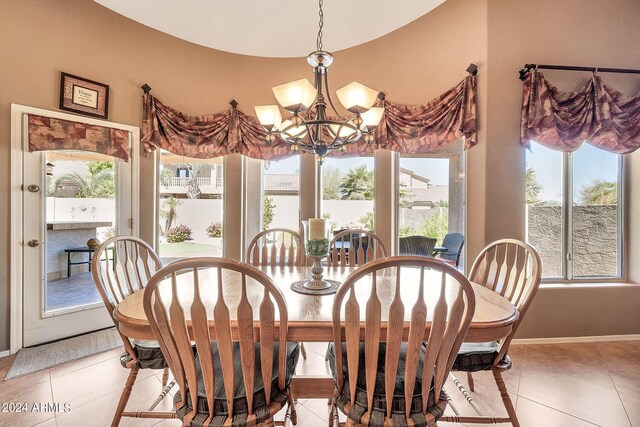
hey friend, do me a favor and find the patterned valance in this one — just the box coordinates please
[28,115,130,161]
[521,71,640,154]
[142,75,477,160]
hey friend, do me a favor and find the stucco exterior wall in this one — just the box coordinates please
[527,205,618,278]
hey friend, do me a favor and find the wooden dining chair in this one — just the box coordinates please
[328,229,388,267]
[399,236,437,257]
[91,236,176,426]
[328,256,475,427]
[247,228,306,268]
[143,257,300,427]
[247,228,308,360]
[443,239,541,426]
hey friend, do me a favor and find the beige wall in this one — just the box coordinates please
[485,0,640,339]
[0,0,639,350]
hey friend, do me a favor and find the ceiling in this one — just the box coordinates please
[93,0,446,58]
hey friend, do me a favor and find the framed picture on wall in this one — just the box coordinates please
[59,72,109,119]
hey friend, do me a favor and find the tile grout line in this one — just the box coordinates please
[48,370,58,427]
[48,350,123,380]
[605,362,634,427]
[515,395,601,426]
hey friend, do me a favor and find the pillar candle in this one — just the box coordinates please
[309,218,326,240]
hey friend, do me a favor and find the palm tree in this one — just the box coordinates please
[322,165,342,199]
[525,167,542,205]
[55,170,115,198]
[159,196,182,235]
[579,180,617,205]
[339,165,374,200]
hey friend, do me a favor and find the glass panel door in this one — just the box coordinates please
[22,128,135,347]
[44,152,117,313]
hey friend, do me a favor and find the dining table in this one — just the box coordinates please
[113,265,518,399]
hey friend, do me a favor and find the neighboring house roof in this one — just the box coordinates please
[399,167,431,185]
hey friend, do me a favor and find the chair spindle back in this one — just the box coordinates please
[247,228,305,267]
[143,258,290,425]
[92,236,162,354]
[469,239,541,360]
[332,256,475,422]
[328,229,388,267]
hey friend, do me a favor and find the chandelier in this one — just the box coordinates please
[254,0,383,164]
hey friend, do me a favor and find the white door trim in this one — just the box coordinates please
[10,104,140,354]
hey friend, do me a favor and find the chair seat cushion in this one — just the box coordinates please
[327,342,447,427]
[452,341,511,372]
[120,340,167,370]
[174,342,300,427]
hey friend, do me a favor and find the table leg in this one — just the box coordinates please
[88,252,92,272]
[67,252,71,277]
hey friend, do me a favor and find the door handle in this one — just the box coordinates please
[27,239,40,248]
[27,184,40,193]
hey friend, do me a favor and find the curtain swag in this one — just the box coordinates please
[28,115,131,161]
[141,75,477,160]
[521,71,640,154]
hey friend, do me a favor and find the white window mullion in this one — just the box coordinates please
[563,152,573,280]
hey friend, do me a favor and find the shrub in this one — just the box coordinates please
[166,224,192,243]
[206,222,223,238]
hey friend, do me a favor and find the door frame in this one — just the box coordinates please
[10,104,140,354]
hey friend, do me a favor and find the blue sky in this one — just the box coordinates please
[527,143,619,202]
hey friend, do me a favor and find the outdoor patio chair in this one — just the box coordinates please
[143,257,300,427]
[92,236,175,426]
[442,239,541,426]
[328,256,475,427]
[436,233,464,267]
[399,235,437,257]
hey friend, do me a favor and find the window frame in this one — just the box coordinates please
[534,149,626,283]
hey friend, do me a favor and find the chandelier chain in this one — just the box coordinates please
[316,0,324,51]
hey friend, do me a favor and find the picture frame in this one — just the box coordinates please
[59,72,109,119]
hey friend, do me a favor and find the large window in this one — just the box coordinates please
[526,144,623,280]
[262,157,300,231]
[397,142,466,266]
[158,151,224,263]
[321,156,375,231]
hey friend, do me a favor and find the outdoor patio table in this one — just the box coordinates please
[113,266,518,399]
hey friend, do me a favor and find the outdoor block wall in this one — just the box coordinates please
[527,205,619,278]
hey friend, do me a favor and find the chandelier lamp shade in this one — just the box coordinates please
[254,0,383,163]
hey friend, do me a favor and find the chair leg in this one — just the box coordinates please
[112,367,139,427]
[493,370,519,427]
[300,342,307,360]
[451,373,483,415]
[149,379,176,411]
[161,367,169,387]
[288,392,298,425]
[467,371,475,392]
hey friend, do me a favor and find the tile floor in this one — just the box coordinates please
[0,340,638,426]
[46,272,102,312]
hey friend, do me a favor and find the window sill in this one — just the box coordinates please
[540,281,639,289]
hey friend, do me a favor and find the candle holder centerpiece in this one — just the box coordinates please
[291,218,340,295]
